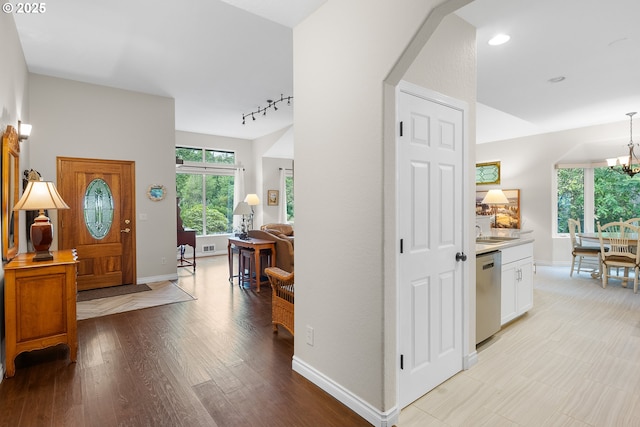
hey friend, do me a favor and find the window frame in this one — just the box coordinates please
[175,146,238,237]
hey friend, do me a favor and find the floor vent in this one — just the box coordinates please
[203,245,215,252]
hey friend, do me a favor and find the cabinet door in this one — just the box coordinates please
[501,263,517,325]
[516,258,534,313]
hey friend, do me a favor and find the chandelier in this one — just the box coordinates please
[606,112,640,177]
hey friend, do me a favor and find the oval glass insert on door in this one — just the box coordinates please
[84,178,114,239]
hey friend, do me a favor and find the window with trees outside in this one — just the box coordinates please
[285,173,294,222]
[176,147,236,236]
[557,165,640,234]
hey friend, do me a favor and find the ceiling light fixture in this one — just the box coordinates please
[242,94,293,125]
[606,112,640,177]
[488,34,510,46]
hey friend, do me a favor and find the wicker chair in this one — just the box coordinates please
[265,267,294,335]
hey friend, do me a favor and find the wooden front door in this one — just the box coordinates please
[57,157,136,291]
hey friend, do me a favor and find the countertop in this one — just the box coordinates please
[476,230,535,255]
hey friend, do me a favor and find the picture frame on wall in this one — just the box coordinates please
[475,188,521,229]
[475,161,501,185]
[268,190,279,206]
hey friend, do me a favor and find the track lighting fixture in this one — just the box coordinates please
[242,94,293,124]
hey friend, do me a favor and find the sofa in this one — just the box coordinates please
[247,229,294,273]
[260,223,294,247]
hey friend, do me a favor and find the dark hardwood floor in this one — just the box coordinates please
[0,255,370,427]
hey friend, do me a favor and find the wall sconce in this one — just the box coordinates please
[18,120,32,141]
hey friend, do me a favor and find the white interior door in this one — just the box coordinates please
[398,84,465,408]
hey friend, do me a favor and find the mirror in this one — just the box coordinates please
[2,125,20,261]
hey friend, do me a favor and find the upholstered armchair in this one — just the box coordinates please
[248,229,294,273]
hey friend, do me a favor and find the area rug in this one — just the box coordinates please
[77,283,152,302]
[77,281,196,320]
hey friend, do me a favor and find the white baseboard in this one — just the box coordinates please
[292,356,399,427]
[137,273,179,284]
[464,350,478,369]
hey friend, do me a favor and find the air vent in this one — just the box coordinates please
[203,245,215,252]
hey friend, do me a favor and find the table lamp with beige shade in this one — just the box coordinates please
[244,193,259,230]
[13,180,70,261]
[482,189,509,228]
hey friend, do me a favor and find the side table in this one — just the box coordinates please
[4,249,79,377]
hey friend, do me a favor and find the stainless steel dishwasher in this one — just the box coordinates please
[476,250,501,344]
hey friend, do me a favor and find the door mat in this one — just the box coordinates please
[77,283,152,302]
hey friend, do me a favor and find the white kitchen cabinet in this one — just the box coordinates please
[501,243,534,325]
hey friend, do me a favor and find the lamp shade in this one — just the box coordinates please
[482,189,509,205]
[13,181,69,261]
[233,201,251,215]
[13,181,70,211]
[244,193,260,206]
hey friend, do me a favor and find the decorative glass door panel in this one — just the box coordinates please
[83,178,114,239]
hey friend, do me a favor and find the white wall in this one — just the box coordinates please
[0,12,30,380]
[293,0,473,420]
[476,119,629,266]
[28,74,176,282]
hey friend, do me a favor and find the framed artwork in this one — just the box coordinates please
[475,188,521,229]
[147,184,166,201]
[476,161,501,185]
[268,190,279,206]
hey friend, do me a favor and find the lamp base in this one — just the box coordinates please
[32,250,54,262]
[31,212,54,262]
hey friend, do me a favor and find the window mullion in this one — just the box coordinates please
[584,168,595,232]
[201,174,207,235]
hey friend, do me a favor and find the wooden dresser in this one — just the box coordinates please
[4,249,78,377]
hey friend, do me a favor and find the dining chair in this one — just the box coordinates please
[568,218,601,277]
[598,221,640,292]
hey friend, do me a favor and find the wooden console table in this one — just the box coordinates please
[227,237,276,292]
[4,249,79,377]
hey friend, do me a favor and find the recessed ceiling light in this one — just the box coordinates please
[548,76,566,83]
[488,34,510,46]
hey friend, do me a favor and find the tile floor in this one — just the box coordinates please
[399,265,640,426]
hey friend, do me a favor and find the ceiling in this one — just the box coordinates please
[456,0,640,143]
[13,0,640,144]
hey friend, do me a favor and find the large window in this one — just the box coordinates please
[285,174,294,222]
[176,147,236,236]
[557,165,640,233]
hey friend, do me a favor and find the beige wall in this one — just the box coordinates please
[28,74,177,282]
[293,0,474,420]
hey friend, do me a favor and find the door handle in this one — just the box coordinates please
[120,228,131,233]
[455,252,467,262]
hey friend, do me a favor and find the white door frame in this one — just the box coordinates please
[394,80,474,408]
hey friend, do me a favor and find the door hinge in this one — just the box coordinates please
[399,121,403,137]
[400,354,404,370]
[400,239,404,254]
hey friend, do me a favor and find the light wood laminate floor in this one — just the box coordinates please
[400,266,640,426]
